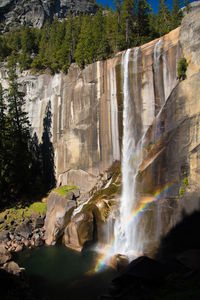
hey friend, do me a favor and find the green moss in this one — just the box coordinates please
[0,200,47,230]
[52,185,77,197]
[178,176,189,196]
[29,202,47,215]
[146,142,153,152]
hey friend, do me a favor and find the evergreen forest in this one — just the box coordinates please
[0,0,189,74]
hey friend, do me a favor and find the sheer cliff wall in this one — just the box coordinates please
[0,27,181,193]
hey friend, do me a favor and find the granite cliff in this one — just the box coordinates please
[0,0,98,30]
[1,8,200,256]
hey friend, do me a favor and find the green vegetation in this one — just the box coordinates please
[0,62,56,205]
[179,174,189,196]
[0,201,46,231]
[52,185,77,197]
[177,57,188,81]
[0,0,184,74]
[29,202,47,215]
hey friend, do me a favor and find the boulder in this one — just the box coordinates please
[107,256,168,299]
[63,211,94,251]
[16,221,32,239]
[0,243,12,264]
[32,216,44,229]
[1,261,23,276]
[109,254,129,271]
[0,230,9,242]
[45,192,76,245]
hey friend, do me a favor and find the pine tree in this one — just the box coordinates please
[121,0,137,46]
[135,0,151,45]
[156,0,171,36]
[170,0,183,30]
[6,63,32,196]
[0,83,8,200]
[93,10,110,60]
[183,0,191,14]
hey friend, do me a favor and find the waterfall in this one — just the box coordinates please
[154,38,165,110]
[72,196,92,217]
[113,49,144,259]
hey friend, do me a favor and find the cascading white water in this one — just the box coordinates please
[72,196,92,217]
[154,38,165,109]
[113,49,144,259]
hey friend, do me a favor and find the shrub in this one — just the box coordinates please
[177,58,188,81]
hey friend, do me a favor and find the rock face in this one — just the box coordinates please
[134,8,200,255]
[0,25,181,194]
[0,0,98,30]
[63,210,94,251]
[45,191,76,245]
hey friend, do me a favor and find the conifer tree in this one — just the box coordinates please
[135,0,151,45]
[121,0,137,46]
[170,0,183,30]
[6,62,32,196]
[156,0,171,36]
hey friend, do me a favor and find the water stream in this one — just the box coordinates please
[112,49,144,259]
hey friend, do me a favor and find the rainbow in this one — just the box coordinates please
[94,181,177,273]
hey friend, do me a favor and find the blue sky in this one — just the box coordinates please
[96,0,195,13]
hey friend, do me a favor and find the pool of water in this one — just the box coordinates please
[17,244,116,300]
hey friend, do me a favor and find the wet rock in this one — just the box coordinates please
[16,221,32,239]
[1,261,23,276]
[33,233,43,247]
[63,211,94,251]
[0,243,12,264]
[109,254,129,271]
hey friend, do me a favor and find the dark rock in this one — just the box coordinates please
[0,243,12,264]
[9,233,14,240]
[33,233,43,247]
[177,249,200,270]
[15,235,22,241]
[107,256,168,299]
[16,222,32,239]
[0,230,9,242]
[118,256,167,282]
[33,216,44,229]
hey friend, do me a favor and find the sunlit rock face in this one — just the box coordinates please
[136,8,200,255]
[0,25,181,195]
